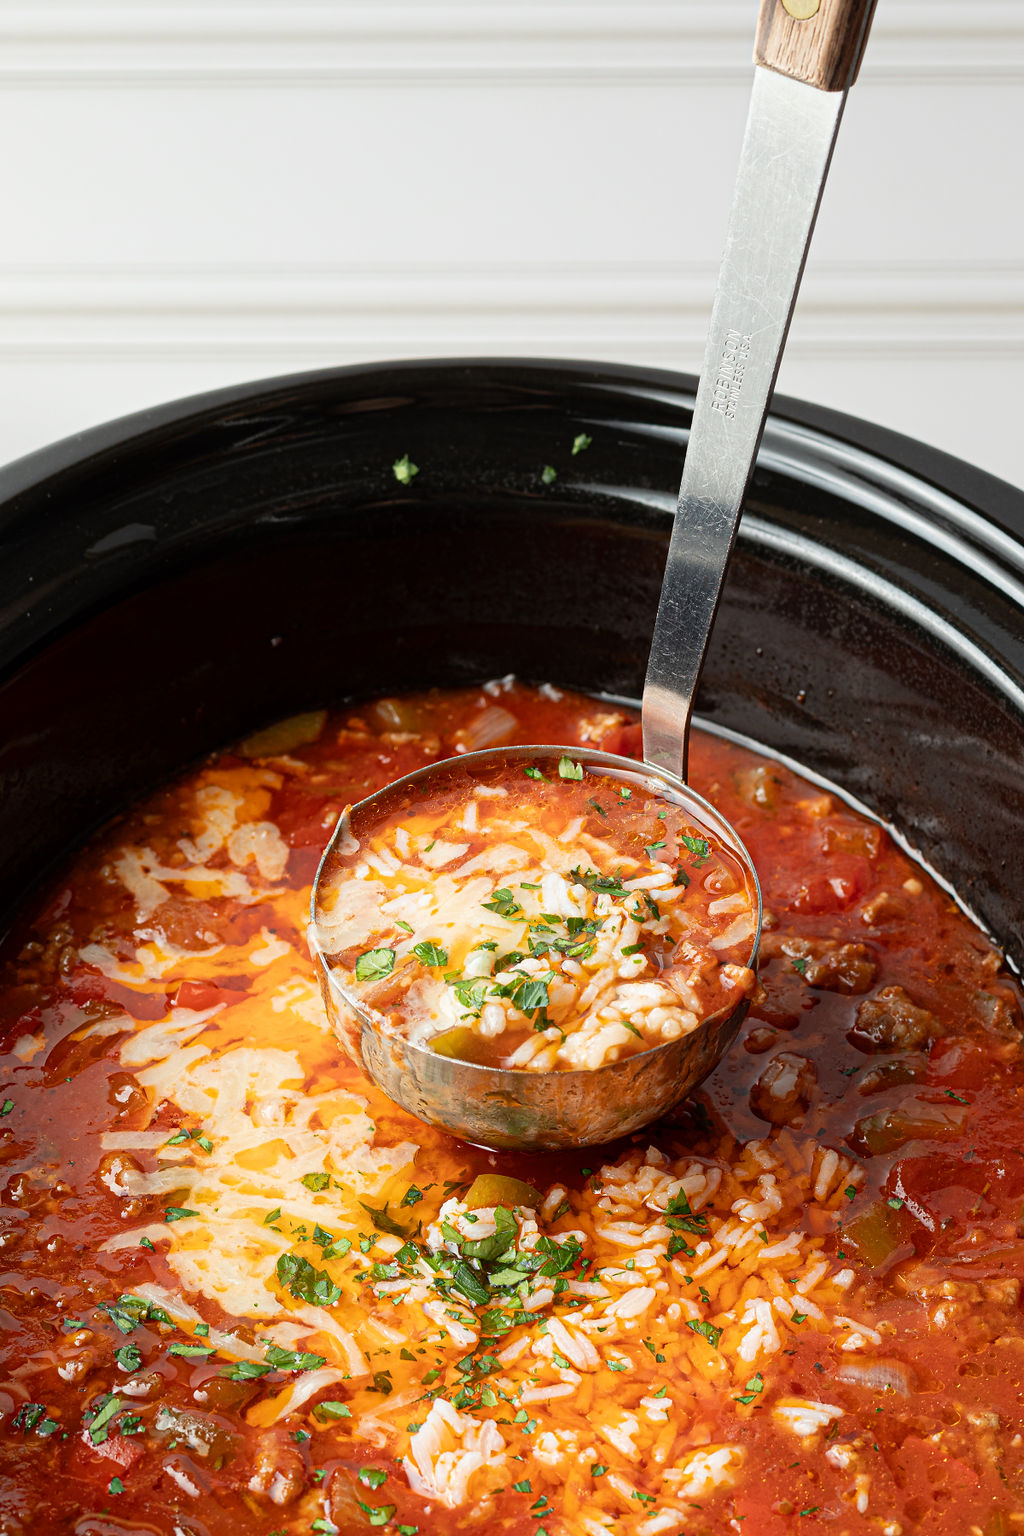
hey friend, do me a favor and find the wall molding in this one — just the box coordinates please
[0,3,1021,85]
[0,259,1020,361]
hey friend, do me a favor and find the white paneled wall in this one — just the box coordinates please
[1,1,1022,485]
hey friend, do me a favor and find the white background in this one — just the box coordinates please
[2,0,1022,487]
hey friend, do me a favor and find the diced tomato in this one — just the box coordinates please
[788,856,870,914]
[70,1427,144,1480]
[172,979,237,1012]
[929,1037,991,1090]
[597,721,642,760]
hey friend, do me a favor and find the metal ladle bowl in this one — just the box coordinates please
[309,0,875,1150]
[309,745,761,1151]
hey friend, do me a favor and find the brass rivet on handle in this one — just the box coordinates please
[782,0,821,17]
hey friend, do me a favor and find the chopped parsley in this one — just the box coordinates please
[393,454,418,485]
[355,947,395,982]
[540,465,557,485]
[413,941,448,967]
[163,1206,198,1222]
[571,432,592,455]
[275,1252,342,1308]
[734,1371,764,1405]
[557,756,583,780]
[685,1319,722,1349]
[481,888,523,919]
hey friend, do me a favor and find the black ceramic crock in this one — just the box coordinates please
[0,359,1021,970]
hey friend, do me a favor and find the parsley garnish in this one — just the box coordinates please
[355,947,395,982]
[276,1252,342,1308]
[734,1370,764,1405]
[557,756,583,780]
[163,1206,198,1222]
[685,1319,722,1348]
[540,465,557,485]
[571,432,592,455]
[481,888,523,919]
[393,454,418,484]
[413,941,448,967]
[359,1202,409,1238]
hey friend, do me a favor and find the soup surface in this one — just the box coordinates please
[0,681,1022,1536]
[313,751,757,1072]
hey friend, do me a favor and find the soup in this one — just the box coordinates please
[0,681,1021,1535]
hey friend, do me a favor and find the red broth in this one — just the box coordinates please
[0,681,1022,1536]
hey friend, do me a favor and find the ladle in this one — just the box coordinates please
[310,0,877,1150]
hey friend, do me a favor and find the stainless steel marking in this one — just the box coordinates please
[710,329,752,420]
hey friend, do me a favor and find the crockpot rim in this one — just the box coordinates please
[0,355,1021,545]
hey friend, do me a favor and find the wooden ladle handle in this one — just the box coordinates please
[755,0,878,92]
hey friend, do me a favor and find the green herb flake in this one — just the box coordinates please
[734,1370,764,1405]
[314,1400,352,1419]
[114,1344,141,1372]
[168,1342,215,1358]
[591,1464,607,1477]
[276,1252,342,1308]
[792,1311,808,1325]
[557,756,583,780]
[571,432,592,455]
[514,1478,532,1493]
[413,941,448,967]
[355,947,396,982]
[685,1319,722,1349]
[358,1468,388,1490]
[360,1201,409,1238]
[264,1344,327,1372]
[524,767,546,781]
[87,1395,123,1445]
[357,1503,396,1528]
[481,888,524,922]
[393,454,419,485]
[163,1206,198,1223]
[302,1171,330,1192]
[400,1185,424,1208]
[108,1476,125,1495]
[540,465,557,486]
[844,1185,857,1201]
[945,1089,969,1104]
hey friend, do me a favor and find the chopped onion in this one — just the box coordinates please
[455,705,518,751]
[837,1357,916,1395]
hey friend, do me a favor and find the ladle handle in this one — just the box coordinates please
[756,0,878,94]
[641,0,877,783]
